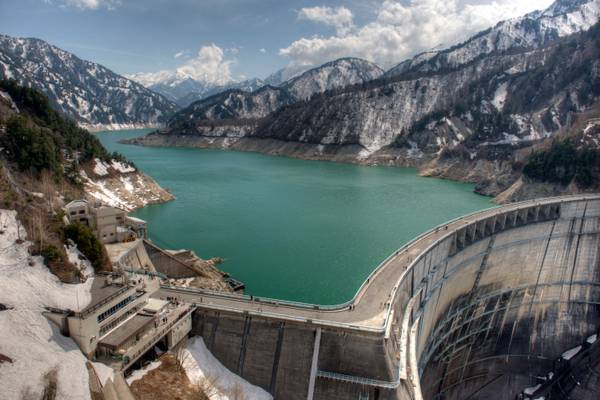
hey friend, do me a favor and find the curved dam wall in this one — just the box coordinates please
[402,197,600,400]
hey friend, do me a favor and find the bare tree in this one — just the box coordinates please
[40,170,55,213]
[196,373,221,399]
[175,347,192,374]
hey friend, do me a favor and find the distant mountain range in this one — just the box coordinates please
[128,60,370,108]
[0,35,177,130]
[166,57,384,128]
[132,0,600,203]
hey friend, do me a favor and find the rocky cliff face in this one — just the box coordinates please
[0,35,177,130]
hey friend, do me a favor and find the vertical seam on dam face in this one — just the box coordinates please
[237,315,252,375]
[568,202,588,303]
[307,328,321,400]
[269,322,285,395]
[209,315,219,351]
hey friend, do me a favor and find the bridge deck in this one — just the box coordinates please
[159,195,596,331]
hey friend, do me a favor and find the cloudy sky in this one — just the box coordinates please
[1,0,554,84]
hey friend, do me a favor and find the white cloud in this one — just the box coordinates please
[298,6,355,35]
[129,44,235,86]
[259,48,267,53]
[281,0,554,69]
[174,50,186,59]
[45,0,121,10]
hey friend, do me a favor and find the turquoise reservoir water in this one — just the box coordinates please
[96,129,492,305]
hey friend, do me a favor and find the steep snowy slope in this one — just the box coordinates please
[385,0,600,77]
[0,35,177,129]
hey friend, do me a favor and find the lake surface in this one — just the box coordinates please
[96,129,492,304]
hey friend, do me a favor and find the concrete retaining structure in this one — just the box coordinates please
[162,195,600,399]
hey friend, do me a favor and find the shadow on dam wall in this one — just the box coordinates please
[418,199,600,400]
[179,196,600,400]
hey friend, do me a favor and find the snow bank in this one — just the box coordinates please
[66,244,94,280]
[181,337,272,400]
[111,160,136,174]
[491,82,508,111]
[93,158,110,176]
[0,209,95,400]
[126,360,162,384]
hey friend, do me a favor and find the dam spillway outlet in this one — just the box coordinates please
[161,196,600,400]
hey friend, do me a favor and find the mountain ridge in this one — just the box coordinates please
[0,34,178,130]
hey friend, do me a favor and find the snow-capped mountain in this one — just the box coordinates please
[263,64,310,86]
[176,78,266,107]
[385,0,600,78]
[281,58,384,100]
[0,34,177,130]
[129,70,266,107]
[168,57,384,125]
[127,72,216,104]
[168,85,295,129]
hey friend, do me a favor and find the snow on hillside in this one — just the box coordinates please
[81,159,174,211]
[385,0,600,77]
[283,58,384,100]
[0,209,97,400]
[0,34,177,128]
[182,337,272,400]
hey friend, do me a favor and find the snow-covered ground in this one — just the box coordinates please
[181,337,272,400]
[126,360,162,384]
[93,158,110,176]
[0,209,103,400]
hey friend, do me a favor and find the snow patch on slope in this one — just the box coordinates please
[0,209,95,400]
[182,337,272,400]
[492,82,509,111]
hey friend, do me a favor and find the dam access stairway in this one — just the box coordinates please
[158,194,600,400]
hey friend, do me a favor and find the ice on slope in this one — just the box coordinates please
[0,209,97,400]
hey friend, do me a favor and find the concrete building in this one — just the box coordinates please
[47,270,194,372]
[64,200,147,244]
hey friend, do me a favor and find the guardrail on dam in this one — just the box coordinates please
[160,195,600,400]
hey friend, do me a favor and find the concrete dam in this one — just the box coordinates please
[160,195,600,400]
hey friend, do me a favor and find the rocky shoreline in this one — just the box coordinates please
[122,132,600,205]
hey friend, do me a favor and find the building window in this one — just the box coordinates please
[97,295,136,323]
[70,211,76,216]
[79,210,85,214]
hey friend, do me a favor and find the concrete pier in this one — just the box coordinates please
[161,195,600,399]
